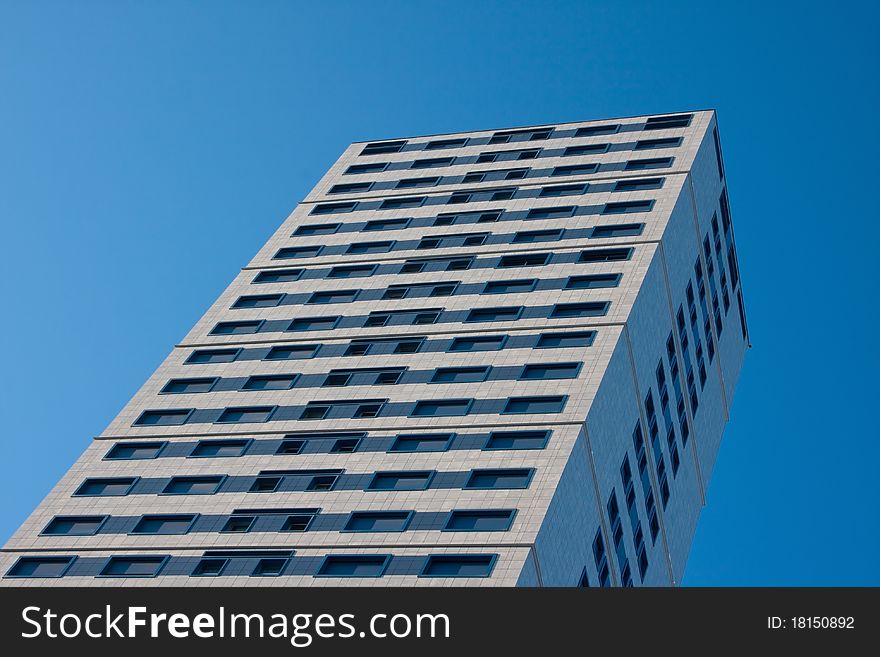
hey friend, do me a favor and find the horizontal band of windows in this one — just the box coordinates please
[207,300,611,336]
[72,467,538,498]
[103,429,553,462]
[236,272,622,311]
[307,183,662,215]
[162,360,583,395]
[132,394,570,427]
[4,552,501,579]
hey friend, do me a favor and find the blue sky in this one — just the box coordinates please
[0,1,877,585]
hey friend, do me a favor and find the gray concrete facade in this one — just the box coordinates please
[1,110,748,586]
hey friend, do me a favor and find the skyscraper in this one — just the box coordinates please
[1,110,747,586]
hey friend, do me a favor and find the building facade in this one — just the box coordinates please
[1,110,748,586]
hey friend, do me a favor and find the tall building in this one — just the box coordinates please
[1,111,747,586]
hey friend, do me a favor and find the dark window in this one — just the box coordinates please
[380,196,425,209]
[565,274,621,289]
[264,345,319,360]
[466,306,522,322]
[563,143,609,156]
[242,375,298,391]
[602,200,653,214]
[465,469,533,489]
[503,396,567,414]
[133,409,192,426]
[294,223,340,235]
[42,516,106,536]
[164,476,223,495]
[100,556,167,578]
[635,137,682,150]
[221,516,255,533]
[276,439,307,455]
[484,430,550,450]
[190,439,251,457]
[345,162,387,174]
[252,558,288,576]
[592,223,644,238]
[287,316,339,331]
[74,477,137,497]
[431,366,490,383]
[281,514,316,532]
[364,218,410,231]
[131,514,196,535]
[232,294,283,309]
[329,182,372,194]
[300,404,330,420]
[250,476,282,493]
[216,406,275,423]
[551,302,609,318]
[536,331,596,348]
[186,348,239,364]
[396,176,440,189]
[625,157,673,170]
[449,335,506,352]
[539,184,586,197]
[389,433,454,453]
[253,268,303,283]
[360,140,406,155]
[308,290,359,304]
[575,124,619,136]
[210,320,263,335]
[327,264,377,278]
[308,475,339,491]
[105,442,166,460]
[420,555,496,578]
[344,512,412,532]
[512,228,563,243]
[411,399,472,417]
[311,202,357,215]
[579,247,633,262]
[519,363,581,380]
[274,245,324,259]
[318,555,390,577]
[191,558,228,577]
[498,253,550,268]
[526,206,575,219]
[552,163,599,176]
[331,438,362,453]
[644,114,692,129]
[613,178,663,191]
[444,510,515,531]
[482,279,536,294]
[160,377,218,394]
[427,137,468,150]
[346,240,394,254]
[368,471,434,491]
[411,157,454,169]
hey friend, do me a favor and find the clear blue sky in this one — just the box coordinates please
[1,1,877,585]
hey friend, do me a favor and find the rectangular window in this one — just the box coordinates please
[216,406,276,423]
[190,438,251,457]
[444,510,515,531]
[74,477,137,497]
[274,245,324,259]
[625,157,673,170]
[591,223,644,238]
[6,556,75,578]
[221,516,255,533]
[635,137,682,150]
[361,140,405,155]
[519,362,581,380]
[536,331,596,348]
[294,223,339,235]
[42,516,106,536]
[420,554,496,578]
[346,240,394,254]
[252,557,289,577]
[489,127,553,143]
[465,469,534,489]
[484,430,550,450]
[389,433,454,453]
[498,253,550,268]
[253,268,303,283]
[466,306,522,322]
[344,512,412,532]
[396,176,440,188]
[551,302,609,318]
[276,438,307,455]
[308,475,339,491]
[539,184,586,197]
[327,264,377,278]
[281,513,316,532]
[525,206,575,220]
[185,348,240,364]
[552,163,599,176]
[265,345,319,360]
[232,294,284,309]
[104,441,166,460]
[380,196,425,209]
[368,471,434,491]
[160,377,218,394]
[329,182,372,194]
[563,143,609,156]
[300,404,330,420]
[431,366,490,383]
[133,409,192,426]
[503,395,568,413]
[345,162,387,175]
[210,320,263,336]
[411,157,454,169]
[427,137,468,149]
[565,274,621,289]
[250,476,282,492]
[449,335,506,351]
[602,200,653,214]
[308,290,359,304]
[287,316,339,331]
[575,124,618,136]
[644,114,692,129]
[317,555,391,577]
[579,247,633,262]
[163,476,223,495]
[131,514,196,535]
[613,177,663,192]
[191,558,228,576]
[310,202,357,215]
[512,229,563,243]
[331,437,362,453]
[363,218,410,231]
[410,399,473,417]
[482,279,536,294]
[99,556,168,578]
